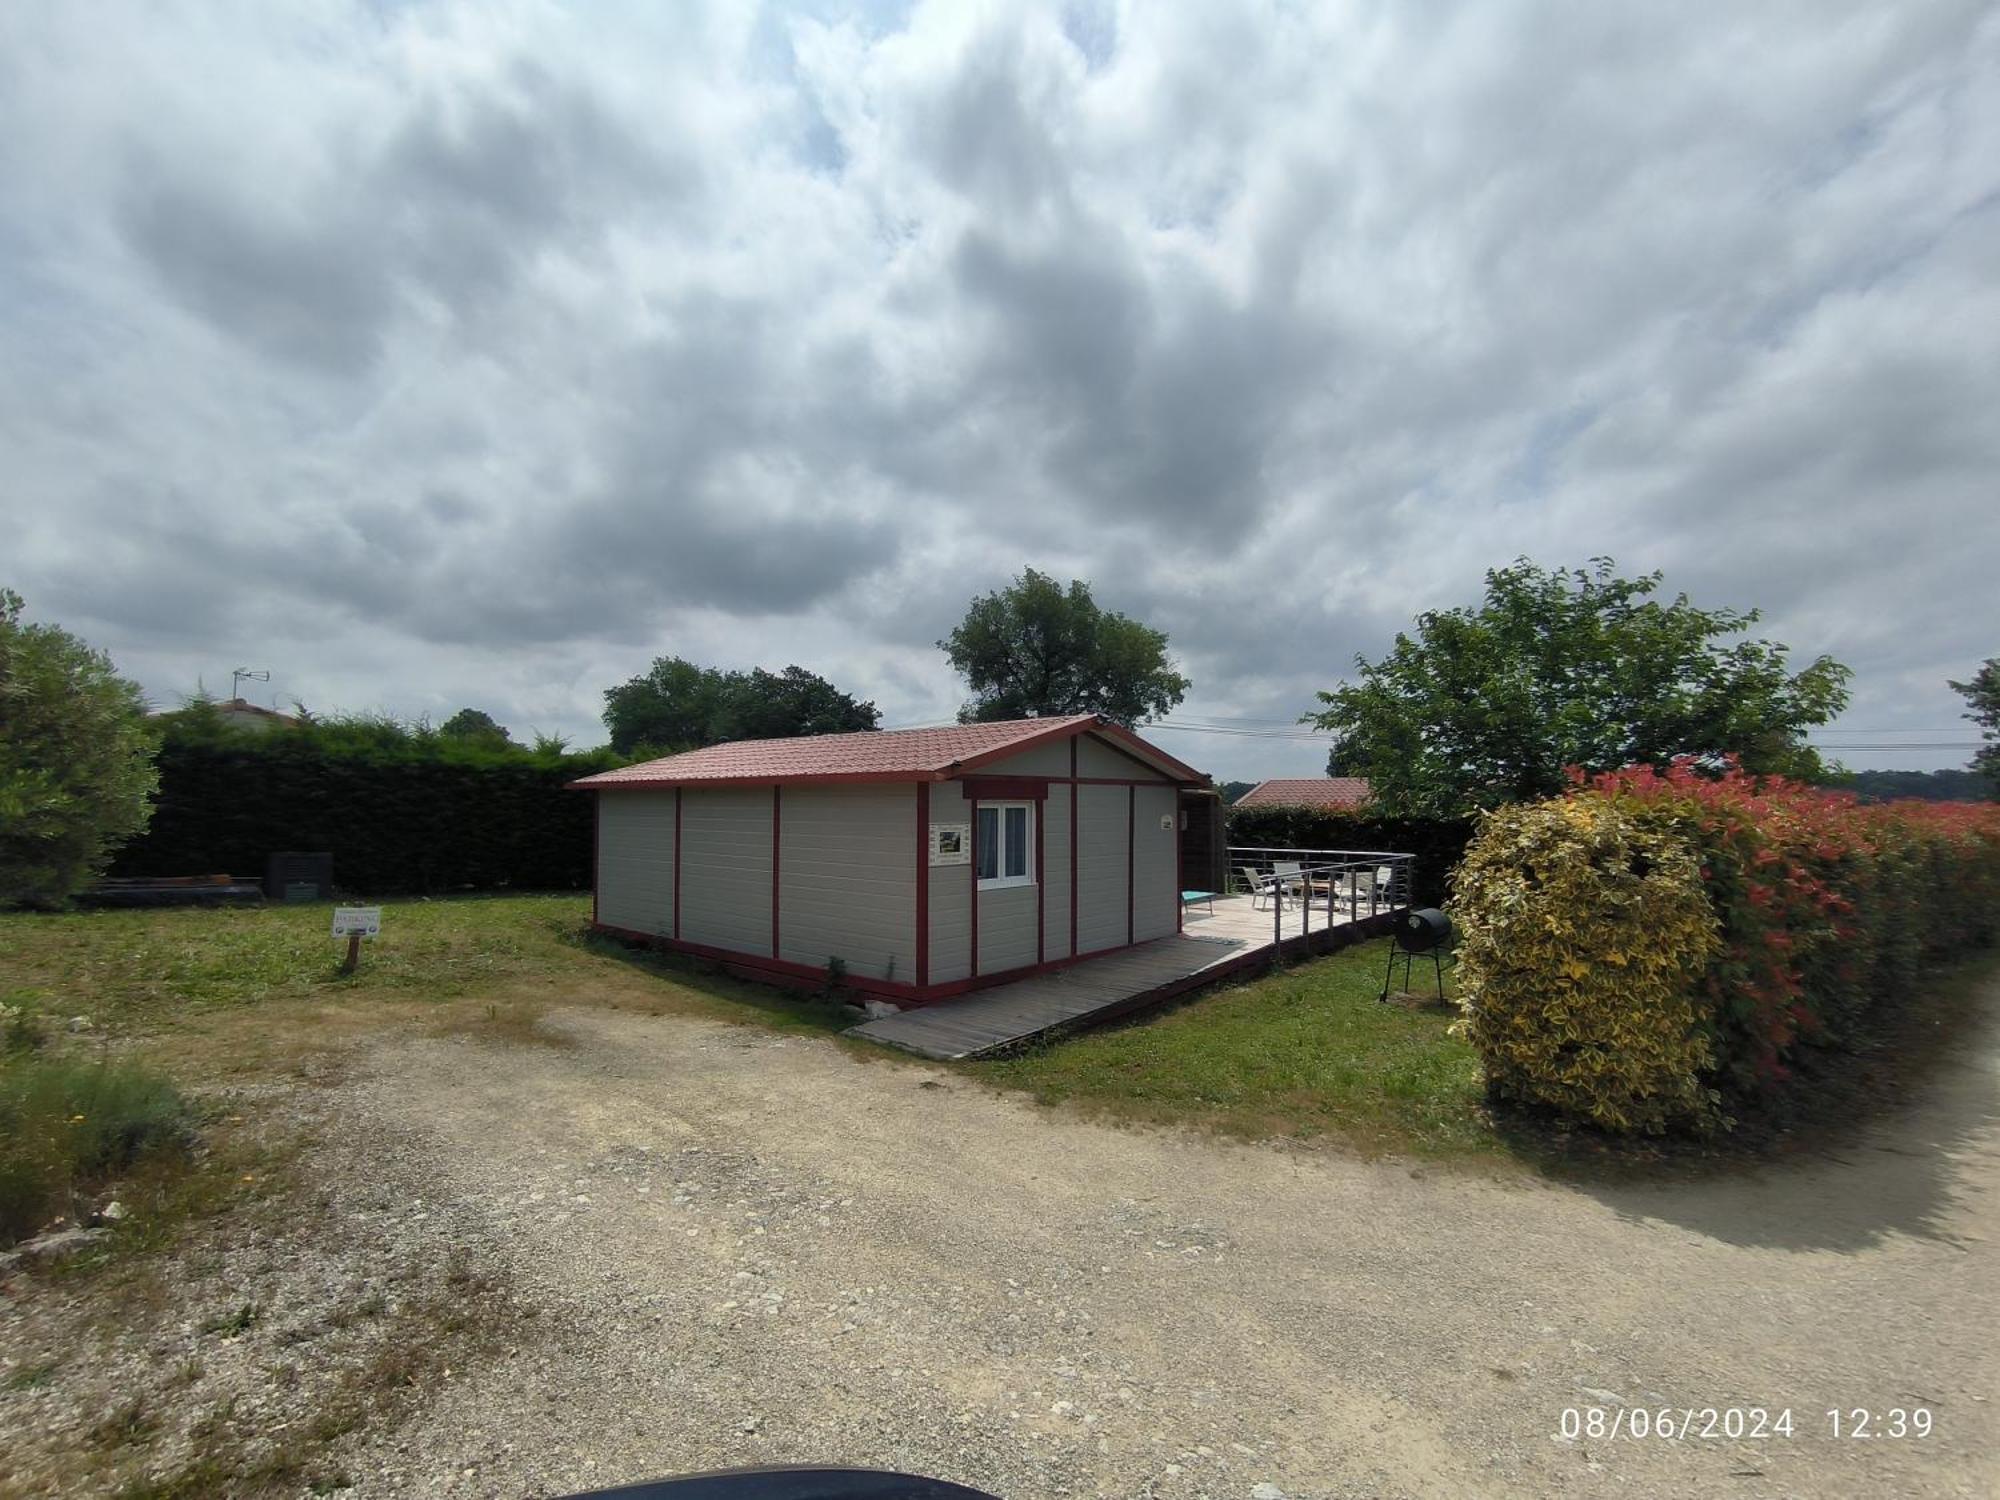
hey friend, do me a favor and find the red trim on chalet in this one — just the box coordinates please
[915,781,930,989]
[593,925,920,1000]
[1069,740,1079,959]
[955,776,1049,800]
[672,787,682,940]
[590,921,1217,1008]
[771,786,782,958]
[1126,784,1135,947]
[1079,717,1206,783]
[1036,793,1046,966]
[968,797,979,979]
[947,716,1204,784]
[1174,796,1183,934]
[592,885,1386,1012]
[944,718,1097,776]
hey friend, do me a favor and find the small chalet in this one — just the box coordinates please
[573,715,1210,1009]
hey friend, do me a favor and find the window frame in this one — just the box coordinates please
[974,799,1036,891]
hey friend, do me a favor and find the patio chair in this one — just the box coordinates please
[1272,861,1308,907]
[1335,870,1372,913]
[1239,864,1285,910]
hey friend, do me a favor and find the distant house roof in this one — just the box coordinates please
[572,714,1207,790]
[1233,777,1373,811]
[148,698,301,733]
[217,698,299,725]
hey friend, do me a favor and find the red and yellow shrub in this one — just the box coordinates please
[1454,760,2000,1130]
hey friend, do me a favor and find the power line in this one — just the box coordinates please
[884,710,1978,752]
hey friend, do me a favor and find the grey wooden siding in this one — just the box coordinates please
[1132,784,1178,941]
[679,787,774,956]
[978,883,1038,974]
[1076,733,1170,780]
[927,782,971,983]
[971,739,1072,777]
[778,784,915,982]
[1042,784,1073,957]
[595,791,676,937]
[1075,784,1131,953]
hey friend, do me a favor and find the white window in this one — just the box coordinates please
[974,801,1035,890]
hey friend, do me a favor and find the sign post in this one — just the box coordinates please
[331,906,382,974]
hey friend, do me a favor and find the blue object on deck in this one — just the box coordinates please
[1180,889,1216,914]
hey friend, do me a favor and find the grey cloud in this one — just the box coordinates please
[118,179,394,376]
[115,49,692,376]
[4,1,1996,779]
[925,48,1069,216]
[383,57,700,313]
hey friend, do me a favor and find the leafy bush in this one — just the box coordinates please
[0,590,160,908]
[0,1053,194,1243]
[1453,796,1722,1132]
[1453,760,2000,1132]
[1222,804,1475,908]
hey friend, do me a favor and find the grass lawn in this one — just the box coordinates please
[2,900,1502,1171]
[16,896,1980,1188]
[0,894,863,1254]
[970,939,1499,1161]
[0,893,856,1058]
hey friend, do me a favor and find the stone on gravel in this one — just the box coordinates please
[3,1226,109,1269]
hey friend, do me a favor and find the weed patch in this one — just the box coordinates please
[0,1053,195,1244]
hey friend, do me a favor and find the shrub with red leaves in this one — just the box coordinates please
[1567,759,2000,1104]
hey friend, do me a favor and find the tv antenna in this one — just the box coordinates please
[232,667,271,702]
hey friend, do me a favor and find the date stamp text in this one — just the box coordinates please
[1555,1406,1934,1442]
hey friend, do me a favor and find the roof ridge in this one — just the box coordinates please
[571,712,1202,789]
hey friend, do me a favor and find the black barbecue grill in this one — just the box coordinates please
[1380,907,1452,1003]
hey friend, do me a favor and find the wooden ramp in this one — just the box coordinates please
[847,895,1400,1061]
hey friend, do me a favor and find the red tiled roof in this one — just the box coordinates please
[1233,777,1373,811]
[573,714,1206,789]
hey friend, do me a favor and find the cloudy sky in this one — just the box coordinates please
[4,0,1995,781]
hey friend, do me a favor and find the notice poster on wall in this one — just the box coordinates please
[930,824,970,865]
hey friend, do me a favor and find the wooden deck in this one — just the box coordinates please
[847,893,1402,1060]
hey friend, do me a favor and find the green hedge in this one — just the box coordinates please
[1222,805,1474,907]
[109,742,600,895]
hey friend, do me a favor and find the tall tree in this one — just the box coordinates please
[1828,766,1991,804]
[602,657,878,756]
[1306,558,1852,817]
[1949,658,2000,794]
[439,708,515,749]
[729,666,882,743]
[1324,742,1366,778]
[940,568,1190,726]
[0,590,160,906]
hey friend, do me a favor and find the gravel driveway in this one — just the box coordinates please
[322,986,2000,1500]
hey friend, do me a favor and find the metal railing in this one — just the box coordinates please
[1225,846,1418,948]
